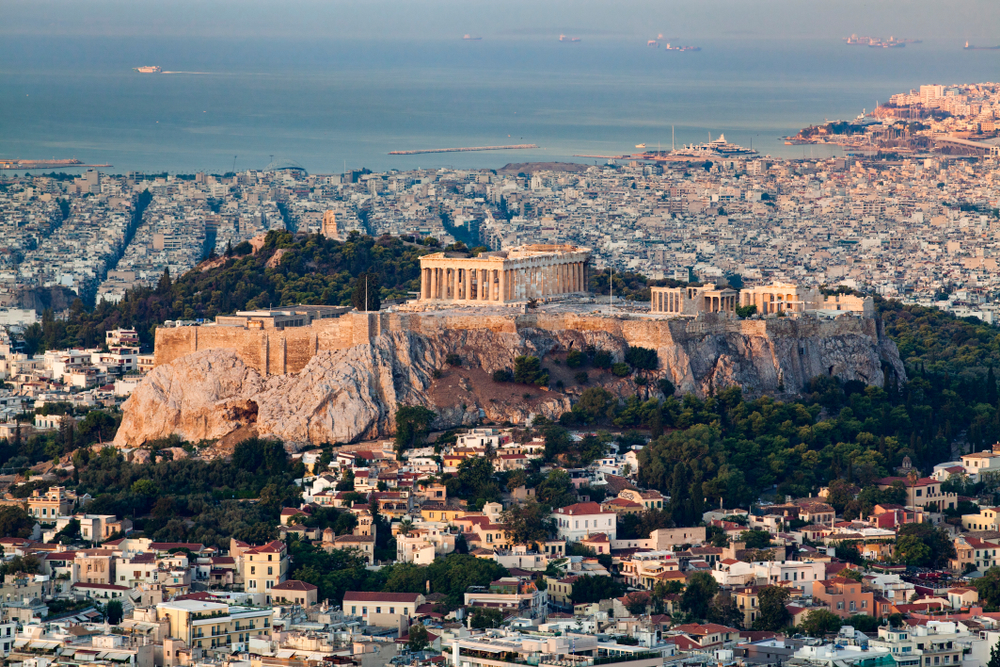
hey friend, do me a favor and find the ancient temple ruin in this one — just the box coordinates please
[418,244,591,304]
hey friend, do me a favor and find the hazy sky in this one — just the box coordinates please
[4,0,1000,41]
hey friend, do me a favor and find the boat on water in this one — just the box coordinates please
[559,35,582,42]
[664,43,700,51]
[844,34,914,48]
[635,144,647,149]
[463,34,482,41]
[673,134,757,157]
[965,41,1000,50]
[134,66,162,73]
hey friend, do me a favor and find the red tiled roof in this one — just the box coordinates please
[553,502,611,515]
[272,579,318,591]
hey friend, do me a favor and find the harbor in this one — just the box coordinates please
[388,144,538,155]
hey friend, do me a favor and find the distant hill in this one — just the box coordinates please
[23,230,435,353]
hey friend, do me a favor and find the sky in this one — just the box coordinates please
[3,0,1000,42]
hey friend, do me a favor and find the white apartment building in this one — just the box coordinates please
[714,559,826,587]
[552,502,617,542]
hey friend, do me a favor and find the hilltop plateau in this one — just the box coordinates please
[114,307,904,450]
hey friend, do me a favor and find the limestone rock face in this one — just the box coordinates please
[113,349,266,447]
[115,317,905,450]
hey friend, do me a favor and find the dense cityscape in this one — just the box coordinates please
[5,30,1000,667]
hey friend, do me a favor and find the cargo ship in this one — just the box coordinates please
[844,35,916,48]
[965,41,1000,50]
[664,43,700,51]
[134,66,162,73]
[559,35,581,42]
[463,34,482,41]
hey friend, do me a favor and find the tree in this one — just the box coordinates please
[848,614,881,633]
[800,609,842,636]
[156,268,172,295]
[753,586,791,631]
[501,501,553,546]
[681,572,720,620]
[535,470,577,509]
[407,623,429,652]
[470,607,505,629]
[975,567,1000,609]
[0,506,34,539]
[988,639,1000,667]
[514,356,549,386]
[569,575,626,604]
[895,523,955,568]
[575,387,616,424]
[707,596,743,628]
[739,529,773,549]
[624,346,658,371]
[335,469,355,492]
[835,541,864,565]
[105,599,124,624]
[736,304,757,318]
[351,272,381,311]
[76,410,117,445]
[446,457,502,508]
[394,406,436,456]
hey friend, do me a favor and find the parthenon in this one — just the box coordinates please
[419,244,591,304]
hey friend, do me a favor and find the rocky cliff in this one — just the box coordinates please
[114,314,905,450]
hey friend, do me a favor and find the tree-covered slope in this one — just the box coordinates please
[24,230,433,352]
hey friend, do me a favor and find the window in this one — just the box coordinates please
[268,567,272,575]
[390,607,395,614]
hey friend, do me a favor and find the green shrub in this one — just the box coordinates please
[492,369,514,383]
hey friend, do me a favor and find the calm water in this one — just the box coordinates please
[1,35,999,174]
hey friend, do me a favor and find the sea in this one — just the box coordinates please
[1,35,999,175]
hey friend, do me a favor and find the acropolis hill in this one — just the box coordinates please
[116,246,905,449]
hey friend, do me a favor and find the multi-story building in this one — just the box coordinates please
[0,485,78,521]
[156,599,272,650]
[464,577,547,619]
[870,621,967,667]
[552,502,617,542]
[343,591,424,627]
[812,577,874,618]
[237,540,288,603]
[450,633,668,667]
[876,476,957,512]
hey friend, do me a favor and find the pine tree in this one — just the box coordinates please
[988,639,1000,667]
[157,268,172,295]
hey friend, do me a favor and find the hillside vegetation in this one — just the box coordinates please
[24,230,433,352]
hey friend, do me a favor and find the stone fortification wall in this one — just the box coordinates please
[126,309,905,449]
[155,310,890,387]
